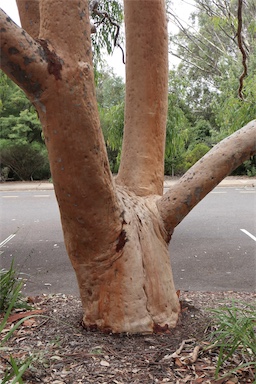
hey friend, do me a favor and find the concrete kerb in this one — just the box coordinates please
[164,177,256,189]
[0,177,255,192]
[0,181,54,192]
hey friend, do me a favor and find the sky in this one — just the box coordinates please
[0,0,195,79]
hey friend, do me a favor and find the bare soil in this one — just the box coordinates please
[1,291,255,384]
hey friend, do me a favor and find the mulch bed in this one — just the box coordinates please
[1,291,255,383]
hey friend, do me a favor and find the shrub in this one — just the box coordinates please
[183,143,210,171]
[0,141,50,181]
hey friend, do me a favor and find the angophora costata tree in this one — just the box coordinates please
[0,0,255,333]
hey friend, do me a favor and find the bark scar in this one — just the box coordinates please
[153,323,169,333]
[116,229,127,252]
[36,39,63,80]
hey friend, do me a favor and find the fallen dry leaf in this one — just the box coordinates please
[175,357,183,367]
[100,360,110,367]
[7,309,45,323]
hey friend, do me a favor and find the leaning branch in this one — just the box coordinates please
[157,120,256,237]
[0,8,48,99]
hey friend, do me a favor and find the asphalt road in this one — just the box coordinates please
[1,186,255,295]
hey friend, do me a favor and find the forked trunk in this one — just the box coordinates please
[74,188,180,333]
[0,0,180,334]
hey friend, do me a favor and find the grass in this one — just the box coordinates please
[0,261,34,383]
[0,260,29,313]
[207,300,256,380]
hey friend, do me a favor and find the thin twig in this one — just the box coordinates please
[91,2,125,64]
[237,0,248,100]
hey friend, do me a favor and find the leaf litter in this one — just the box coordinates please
[0,290,255,383]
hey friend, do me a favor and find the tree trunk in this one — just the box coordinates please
[1,1,256,333]
[116,0,168,196]
[77,188,180,333]
[0,1,180,333]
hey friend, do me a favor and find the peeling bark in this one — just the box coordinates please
[36,39,63,80]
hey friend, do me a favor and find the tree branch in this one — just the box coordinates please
[35,0,122,248]
[237,0,248,100]
[16,0,40,39]
[116,0,168,196]
[90,1,124,62]
[0,8,48,100]
[1,2,122,249]
[157,120,256,238]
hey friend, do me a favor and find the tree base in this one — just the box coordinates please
[70,188,180,334]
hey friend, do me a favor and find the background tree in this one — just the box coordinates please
[0,0,255,333]
[0,72,50,180]
[90,0,124,70]
[97,69,125,172]
[165,85,189,176]
[167,0,256,175]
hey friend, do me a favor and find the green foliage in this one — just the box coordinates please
[97,70,125,172]
[166,93,189,158]
[183,143,210,171]
[2,355,34,384]
[0,71,50,180]
[235,156,256,177]
[99,103,124,173]
[165,91,189,175]
[244,157,256,177]
[0,72,43,144]
[208,301,256,379]
[189,119,212,146]
[96,70,125,108]
[1,109,43,144]
[90,0,124,68]
[100,103,124,150]
[167,1,256,175]
[213,66,256,139]
[0,141,50,181]
[0,72,31,117]
[170,0,255,87]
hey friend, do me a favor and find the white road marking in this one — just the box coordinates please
[2,196,19,198]
[239,191,256,193]
[0,234,16,248]
[240,229,256,242]
[33,195,50,198]
[1,194,51,198]
[210,191,227,194]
